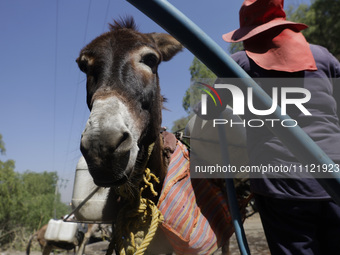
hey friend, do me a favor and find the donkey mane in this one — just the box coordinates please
[109,16,138,31]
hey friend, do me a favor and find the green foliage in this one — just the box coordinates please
[228,42,244,54]
[171,116,191,133]
[0,134,5,155]
[182,57,216,114]
[20,171,69,230]
[0,160,21,229]
[0,135,69,248]
[287,0,340,59]
[171,57,217,131]
[189,57,217,80]
[21,171,57,196]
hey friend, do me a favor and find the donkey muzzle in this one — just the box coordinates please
[80,97,140,187]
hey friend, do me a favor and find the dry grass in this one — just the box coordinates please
[0,227,40,252]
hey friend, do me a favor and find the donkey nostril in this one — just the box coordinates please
[115,131,131,150]
[122,132,129,141]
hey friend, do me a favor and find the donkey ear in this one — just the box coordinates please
[149,33,183,62]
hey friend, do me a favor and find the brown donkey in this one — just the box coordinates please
[26,223,111,255]
[77,17,182,254]
[77,17,234,255]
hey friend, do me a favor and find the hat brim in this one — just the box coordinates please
[222,19,308,43]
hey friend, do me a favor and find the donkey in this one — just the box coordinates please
[77,17,233,255]
[77,17,182,254]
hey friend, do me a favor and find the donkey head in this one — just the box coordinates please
[77,18,182,187]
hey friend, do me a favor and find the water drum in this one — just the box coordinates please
[71,156,112,223]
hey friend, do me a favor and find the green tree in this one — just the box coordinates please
[0,134,5,155]
[183,57,217,114]
[0,157,24,245]
[287,0,340,59]
[20,171,68,230]
[0,135,69,248]
[171,57,216,131]
[228,42,244,55]
[171,116,191,132]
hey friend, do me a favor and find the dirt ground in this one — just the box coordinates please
[228,213,270,255]
[1,213,270,255]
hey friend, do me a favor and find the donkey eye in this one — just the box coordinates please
[76,54,95,74]
[140,53,159,72]
[76,56,90,74]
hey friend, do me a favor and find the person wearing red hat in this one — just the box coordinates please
[223,0,340,254]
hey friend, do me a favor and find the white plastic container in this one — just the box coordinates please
[58,221,78,242]
[44,219,78,243]
[44,219,61,241]
[71,156,113,223]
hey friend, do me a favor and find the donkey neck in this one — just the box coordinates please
[144,131,177,201]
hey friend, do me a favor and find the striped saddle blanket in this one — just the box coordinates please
[157,139,242,254]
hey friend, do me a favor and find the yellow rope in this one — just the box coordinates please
[113,168,164,255]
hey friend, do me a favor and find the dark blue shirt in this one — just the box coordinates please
[231,44,340,199]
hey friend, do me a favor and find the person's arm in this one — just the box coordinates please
[334,84,340,120]
[331,55,340,120]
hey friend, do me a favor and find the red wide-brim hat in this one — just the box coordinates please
[222,18,307,43]
[222,0,316,72]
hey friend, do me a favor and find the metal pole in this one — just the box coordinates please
[63,186,101,222]
[126,0,340,204]
[53,179,58,219]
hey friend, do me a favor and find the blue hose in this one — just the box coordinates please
[225,178,251,255]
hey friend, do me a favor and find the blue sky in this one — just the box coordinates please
[0,0,309,202]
